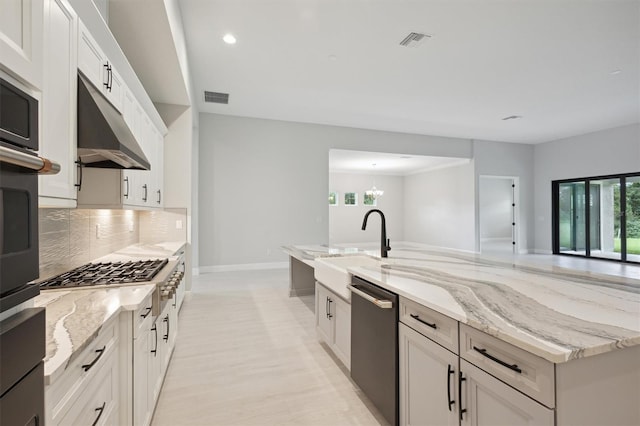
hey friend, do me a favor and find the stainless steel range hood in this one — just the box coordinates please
[77,74,150,170]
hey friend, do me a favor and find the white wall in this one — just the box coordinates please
[533,123,640,252]
[473,140,535,252]
[329,173,404,244]
[403,162,476,252]
[479,178,513,239]
[199,113,473,267]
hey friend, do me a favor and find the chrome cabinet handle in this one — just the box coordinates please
[123,176,129,198]
[459,371,467,421]
[140,307,152,318]
[348,285,392,309]
[163,315,169,342]
[142,184,148,202]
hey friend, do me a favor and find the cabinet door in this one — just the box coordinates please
[332,296,350,370]
[39,0,77,205]
[78,21,106,92]
[133,329,150,426]
[103,63,124,112]
[315,284,332,344]
[153,128,164,207]
[399,323,459,426]
[460,359,554,426]
[0,0,43,88]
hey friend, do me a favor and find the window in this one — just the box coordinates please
[363,192,377,206]
[552,172,640,263]
[344,192,357,206]
[329,192,338,206]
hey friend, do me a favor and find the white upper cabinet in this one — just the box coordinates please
[0,0,44,89]
[77,19,122,112]
[39,0,78,207]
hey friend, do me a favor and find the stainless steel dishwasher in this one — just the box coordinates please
[349,276,398,426]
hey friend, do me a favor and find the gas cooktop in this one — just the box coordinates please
[39,259,169,289]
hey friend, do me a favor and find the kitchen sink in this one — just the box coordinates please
[314,255,382,288]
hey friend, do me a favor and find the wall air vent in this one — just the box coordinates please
[399,32,431,47]
[204,91,229,104]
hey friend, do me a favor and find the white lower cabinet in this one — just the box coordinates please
[315,282,350,369]
[45,317,120,425]
[399,323,459,426]
[460,359,554,426]
[400,315,554,426]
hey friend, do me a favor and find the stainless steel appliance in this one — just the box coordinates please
[349,276,399,426]
[39,256,185,316]
[0,75,59,426]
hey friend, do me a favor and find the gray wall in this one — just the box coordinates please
[329,173,405,244]
[404,162,476,251]
[198,113,473,267]
[533,123,640,252]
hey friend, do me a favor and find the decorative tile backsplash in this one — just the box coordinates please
[39,209,139,279]
[139,208,188,244]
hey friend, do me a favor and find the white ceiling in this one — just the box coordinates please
[329,150,468,175]
[178,0,639,144]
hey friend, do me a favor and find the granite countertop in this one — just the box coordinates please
[295,243,640,363]
[34,284,154,385]
[35,241,186,385]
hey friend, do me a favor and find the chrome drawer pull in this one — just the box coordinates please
[82,346,106,372]
[473,346,522,373]
[348,285,393,309]
[410,314,437,329]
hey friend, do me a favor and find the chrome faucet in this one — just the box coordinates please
[361,209,391,258]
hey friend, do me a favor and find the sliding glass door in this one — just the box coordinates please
[626,176,640,262]
[553,173,640,264]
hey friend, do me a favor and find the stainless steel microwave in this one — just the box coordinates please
[0,77,39,150]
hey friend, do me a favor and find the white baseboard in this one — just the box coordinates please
[199,261,289,273]
[533,249,553,254]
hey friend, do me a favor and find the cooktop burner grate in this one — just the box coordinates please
[39,259,169,289]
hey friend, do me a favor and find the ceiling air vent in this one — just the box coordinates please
[399,32,430,47]
[204,91,229,104]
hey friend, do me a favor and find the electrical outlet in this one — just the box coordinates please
[129,222,134,232]
[176,220,183,230]
[95,224,100,239]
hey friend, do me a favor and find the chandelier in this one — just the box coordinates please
[365,163,384,199]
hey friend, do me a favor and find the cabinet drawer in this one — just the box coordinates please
[46,317,119,421]
[59,349,119,426]
[400,297,459,354]
[459,324,554,408]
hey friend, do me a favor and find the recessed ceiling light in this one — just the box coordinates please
[502,115,522,121]
[400,156,412,159]
[328,54,338,61]
[610,69,622,75]
[223,34,237,44]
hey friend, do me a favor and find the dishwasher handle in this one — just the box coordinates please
[348,284,393,309]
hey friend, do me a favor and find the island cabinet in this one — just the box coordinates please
[400,296,640,426]
[315,282,351,370]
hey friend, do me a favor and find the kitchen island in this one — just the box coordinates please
[291,243,640,425]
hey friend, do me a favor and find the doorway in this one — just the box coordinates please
[479,176,517,254]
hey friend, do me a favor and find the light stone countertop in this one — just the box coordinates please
[294,244,640,363]
[35,241,186,385]
[34,284,155,385]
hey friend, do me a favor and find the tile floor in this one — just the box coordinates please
[151,269,386,426]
